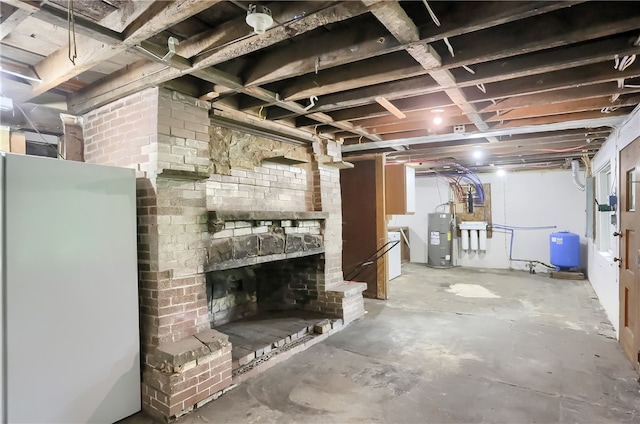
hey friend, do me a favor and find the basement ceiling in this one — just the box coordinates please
[1,0,640,172]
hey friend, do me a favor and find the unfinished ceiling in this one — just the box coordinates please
[1,0,640,173]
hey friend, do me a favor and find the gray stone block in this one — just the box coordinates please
[303,234,322,250]
[285,234,305,253]
[233,235,259,259]
[259,233,285,255]
[208,238,233,263]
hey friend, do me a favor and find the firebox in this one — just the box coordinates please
[205,211,327,327]
[206,254,324,326]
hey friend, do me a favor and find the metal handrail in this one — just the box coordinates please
[344,240,400,281]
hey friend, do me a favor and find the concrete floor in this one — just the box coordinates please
[129,264,640,423]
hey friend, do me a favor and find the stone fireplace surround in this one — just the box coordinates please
[80,87,366,422]
[205,210,327,327]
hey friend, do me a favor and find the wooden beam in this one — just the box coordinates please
[242,1,581,88]
[485,96,640,122]
[245,16,640,118]
[442,1,640,70]
[416,1,586,43]
[491,108,633,129]
[456,35,640,86]
[22,1,122,44]
[329,92,455,122]
[69,2,370,116]
[366,115,473,136]
[349,105,463,129]
[29,0,219,99]
[267,75,440,119]
[281,52,428,101]
[0,4,32,40]
[244,24,404,88]
[0,0,39,14]
[175,1,335,59]
[364,0,491,134]
[193,2,370,69]
[69,39,381,142]
[466,62,640,103]
[122,0,219,43]
[482,83,640,112]
[273,60,640,121]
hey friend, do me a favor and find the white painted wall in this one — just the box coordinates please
[388,175,451,264]
[389,169,587,273]
[587,106,640,339]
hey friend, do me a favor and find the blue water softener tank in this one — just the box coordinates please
[550,231,580,270]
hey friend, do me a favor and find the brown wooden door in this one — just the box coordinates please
[619,136,640,372]
[341,155,388,299]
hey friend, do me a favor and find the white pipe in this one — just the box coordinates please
[470,230,479,251]
[461,229,469,250]
[571,160,585,191]
[479,229,487,251]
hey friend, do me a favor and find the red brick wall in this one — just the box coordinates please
[83,87,159,176]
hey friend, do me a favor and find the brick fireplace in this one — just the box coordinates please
[81,87,366,421]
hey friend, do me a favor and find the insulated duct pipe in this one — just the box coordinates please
[571,160,585,191]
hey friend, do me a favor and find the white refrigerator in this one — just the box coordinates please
[0,153,140,423]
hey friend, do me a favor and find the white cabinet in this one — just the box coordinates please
[388,231,402,280]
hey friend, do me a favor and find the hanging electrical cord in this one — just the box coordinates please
[462,65,475,74]
[614,54,636,72]
[422,0,440,26]
[67,0,77,65]
[443,37,455,57]
[421,0,456,58]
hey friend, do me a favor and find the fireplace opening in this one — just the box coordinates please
[206,254,335,371]
[205,211,340,371]
[206,254,324,327]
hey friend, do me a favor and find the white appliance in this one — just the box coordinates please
[1,153,140,423]
[388,231,402,280]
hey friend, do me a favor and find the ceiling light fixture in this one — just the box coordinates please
[246,4,274,35]
[375,96,406,119]
[496,169,506,177]
[473,149,482,159]
[431,109,444,125]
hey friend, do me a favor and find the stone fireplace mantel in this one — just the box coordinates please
[206,210,327,273]
[208,210,329,223]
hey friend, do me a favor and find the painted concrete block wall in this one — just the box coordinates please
[390,170,587,272]
[587,106,640,338]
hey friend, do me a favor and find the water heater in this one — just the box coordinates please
[427,213,453,268]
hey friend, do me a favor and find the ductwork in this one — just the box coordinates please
[571,160,585,191]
